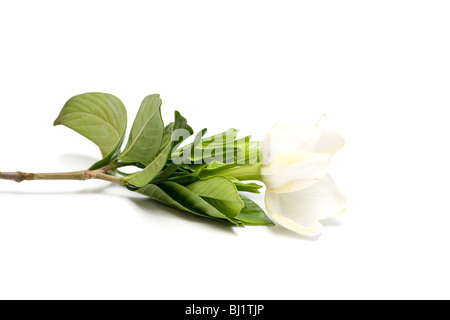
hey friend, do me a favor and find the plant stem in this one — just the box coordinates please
[0,167,123,186]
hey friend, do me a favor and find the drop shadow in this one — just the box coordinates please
[0,184,115,196]
[1,181,234,235]
[130,197,238,235]
[1,182,343,238]
[58,154,99,168]
[321,217,344,227]
[268,225,321,241]
[268,216,344,240]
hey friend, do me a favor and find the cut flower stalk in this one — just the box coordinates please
[0,166,122,185]
[0,92,346,237]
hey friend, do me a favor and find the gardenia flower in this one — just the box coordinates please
[261,117,346,237]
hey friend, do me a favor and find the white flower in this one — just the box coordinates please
[261,117,346,237]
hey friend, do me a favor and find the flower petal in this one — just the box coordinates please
[261,152,330,191]
[262,125,322,164]
[316,130,345,156]
[266,179,318,194]
[264,174,346,236]
[265,192,324,237]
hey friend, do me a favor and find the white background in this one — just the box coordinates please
[0,1,449,300]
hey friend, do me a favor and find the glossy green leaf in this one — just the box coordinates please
[186,176,244,218]
[234,195,274,226]
[137,182,240,225]
[118,94,163,163]
[54,92,127,169]
[122,138,172,187]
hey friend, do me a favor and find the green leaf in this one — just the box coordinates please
[173,112,188,130]
[199,163,262,181]
[234,195,274,226]
[166,174,200,186]
[183,163,262,192]
[186,176,244,218]
[89,135,126,170]
[54,92,127,170]
[199,128,239,148]
[247,141,262,164]
[199,161,237,173]
[124,110,195,187]
[175,128,207,161]
[173,129,260,165]
[123,111,198,187]
[164,122,174,132]
[168,111,194,157]
[235,182,263,193]
[175,128,239,158]
[137,182,240,225]
[118,94,164,163]
[152,163,179,182]
[158,131,173,153]
[156,128,207,181]
[122,138,172,187]
[234,137,262,164]
[228,177,263,194]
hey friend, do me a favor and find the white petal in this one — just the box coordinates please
[262,125,322,164]
[264,175,346,236]
[266,179,319,194]
[265,192,324,237]
[316,130,345,156]
[261,152,330,191]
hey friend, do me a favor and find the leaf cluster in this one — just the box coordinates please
[54,93,273,226]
